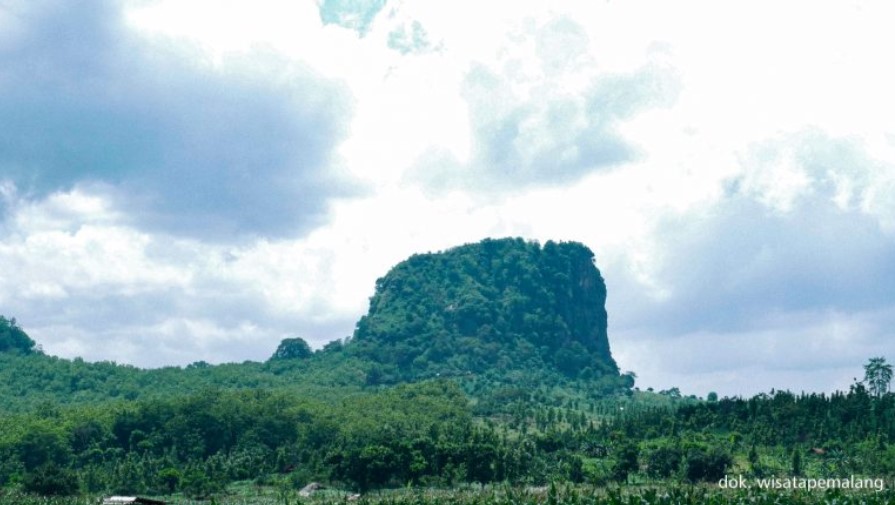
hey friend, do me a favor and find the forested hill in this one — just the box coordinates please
[0,237,629,412]
[352,238,620,384]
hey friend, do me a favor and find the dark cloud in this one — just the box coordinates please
[607,134,895,394]
[608,199,895,396]
[0,0,355,239]
[626,195,895,334]
[613,323,886,397]
[607,132,895,335]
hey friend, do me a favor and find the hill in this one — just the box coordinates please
[352,238,620,384]
[0,238,627,412]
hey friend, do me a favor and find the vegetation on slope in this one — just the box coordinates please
[353,238,619,385]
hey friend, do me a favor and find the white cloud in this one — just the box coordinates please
[614,307,895,397]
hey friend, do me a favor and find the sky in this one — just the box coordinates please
[1,0,893,397]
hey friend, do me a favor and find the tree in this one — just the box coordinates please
[660,387,681,399]
[22,463,78,496]
[158,467,182,492]
[270,338,313,361]
[684,448,731,483]
[646,446,682,479]
[863,357,893,397]
[791,448,802,476]
[748,445,762,476]
[16,425,72,471]
[611,442,639,483]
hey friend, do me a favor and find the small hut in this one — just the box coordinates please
[102,497,166,505]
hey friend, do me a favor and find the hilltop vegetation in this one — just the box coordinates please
[353,238,619,386]
[0,316,36,354]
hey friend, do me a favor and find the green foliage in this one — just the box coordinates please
[610,441,638,483]
[863,356,893,397]
[352,238,620,384]
[0,316,36,354]
[683,447,731,483]
[158,467,181,492]
[269,338,313,361]
[21,463,77,496]
[791,448,802,476]
[1,366,895,498]
[0,338,373,413]
[645,445,682,479]
[748,444,761,476]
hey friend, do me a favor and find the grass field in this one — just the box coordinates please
[3,484,894,505]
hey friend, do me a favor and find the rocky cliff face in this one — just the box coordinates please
[352,238,619,382]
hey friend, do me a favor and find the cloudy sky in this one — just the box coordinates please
[1,0,893,397]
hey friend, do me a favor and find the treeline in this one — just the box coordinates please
[0,315,375,412]
[0,347,371,413]
[598,385,895,480]
[632,386,895,447]
[3,372,895,496]
[0,380,603,497]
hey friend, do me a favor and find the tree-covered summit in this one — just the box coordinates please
[0,316,37,355]
[352,238,619,383]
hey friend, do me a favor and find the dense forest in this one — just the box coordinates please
[1,239,892,503]
[353,238,619,385]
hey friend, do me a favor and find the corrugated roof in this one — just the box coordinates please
[102,497,166,505]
